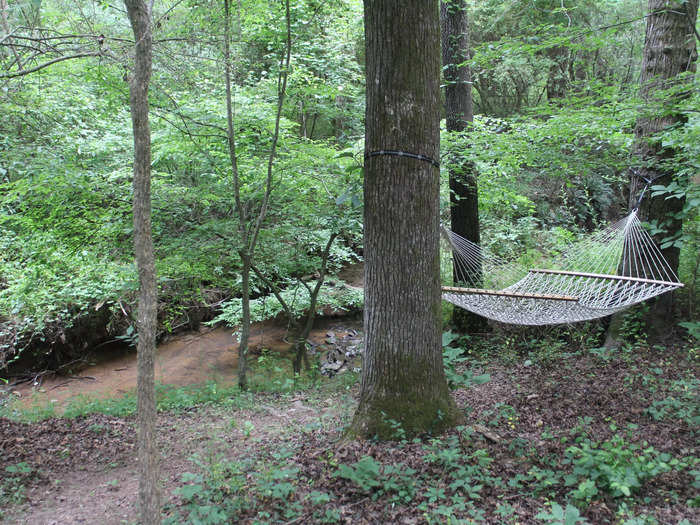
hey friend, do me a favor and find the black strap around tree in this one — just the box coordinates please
[365,149,440,169]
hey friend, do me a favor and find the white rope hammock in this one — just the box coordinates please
[442,210,684,326]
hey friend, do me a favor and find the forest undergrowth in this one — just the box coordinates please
[1,0,699,522]
[1,316,698,524]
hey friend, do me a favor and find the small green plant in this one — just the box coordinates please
[254,464,299,503]
[485,402,518,429]
[1,462,33,513]
[588,346,616,362]
[645,377,700,426]
[535,502,590,525]
[380,412,407,441]
[564,435,680,499]
[528,466,562,495]
[494,502,516,521]
[164,458,250,525]
[335,455,382,493]
[618,305,649,348]
[242,421,255,438]
[532,338,567,367]
[424,435,463,470]
[334,456,417,502]
[442,331,491,390]
[679,320,700,341]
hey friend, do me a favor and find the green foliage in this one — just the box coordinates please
[679,321,700,341]
[335,456,417,503]
[211,280,362,329]
[536,502,590,525]
[0,0,365,371]
[0,462,33,515]
[165,460,250,525]
[334,455,419,505]
[645,377,699,427]
[564,435,682,499]
[441,331,491,390]
[443,91,633,247]
[3,0,697,378]
[0,381,253,421]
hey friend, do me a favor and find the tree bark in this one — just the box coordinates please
[349,0,461,440]
[123,0,159,522]
[546,46,569,102]
[292,233,338,374]
[0,0,22,67]
[630,0,697,338]
[440,0,487,334]
[224,0,290,389]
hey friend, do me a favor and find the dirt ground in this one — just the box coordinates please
[2,337,698,524]
[8,262,365,411]
[2,393,355,524]
[10,317,358,411]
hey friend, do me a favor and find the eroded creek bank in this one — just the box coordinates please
[3,263,365,411]
[9,315,362,410]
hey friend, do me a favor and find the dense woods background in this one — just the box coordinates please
[1,0,697,371]
[1,1,699,523]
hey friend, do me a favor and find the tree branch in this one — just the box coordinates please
[298,233,338,341]
[1,50,103,78]
[248,0,291,254]
[250,263,293,315]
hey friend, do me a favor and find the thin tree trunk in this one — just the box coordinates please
[0,0,22,67]
[292,233,338,374]
[440,0,487,334]
[546,46,569,102]
[299,100,307,138]
[223,0,249,390]
[123,0,159,522]
[224,0,290,389]
[238,252,251,389]
[349,0,461,440]
[251,233,338,376]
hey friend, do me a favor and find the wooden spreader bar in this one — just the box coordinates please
[529,268,684,288]
[441,286,579,302]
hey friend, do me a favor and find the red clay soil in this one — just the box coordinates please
[10,264,365,409]
[10,316,360,411]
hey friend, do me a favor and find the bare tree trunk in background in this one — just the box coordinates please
[441,0,487,335]
[0,0,22,67]
[224,0,291,389]
[349,0,461,440]
[123,0,159,522]
[630,0,697,338]
[546,46,569,102]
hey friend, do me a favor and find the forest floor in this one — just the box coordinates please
[1,323,698,525]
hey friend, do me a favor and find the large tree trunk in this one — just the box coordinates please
[349,0,460,440]
[123,0,159,522]
[440,0,487,334]
[630,0,697,338]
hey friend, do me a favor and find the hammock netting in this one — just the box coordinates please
[442,210,683,326]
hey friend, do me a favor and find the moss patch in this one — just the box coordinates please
[347,389,463,440]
